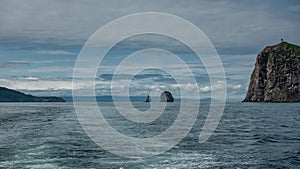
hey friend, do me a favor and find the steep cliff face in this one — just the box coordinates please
[243,42,300,102]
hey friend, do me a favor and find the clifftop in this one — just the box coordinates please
[263,41,300,55]
[243,41,300,102]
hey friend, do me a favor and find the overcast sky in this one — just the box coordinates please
[0,0,299,101]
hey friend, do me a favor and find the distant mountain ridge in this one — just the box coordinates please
[0,87,65,102]
[62,96,213,102]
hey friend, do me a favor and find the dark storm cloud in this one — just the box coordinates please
[0,0,299,54]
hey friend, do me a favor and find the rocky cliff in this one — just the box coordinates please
[144,95,151,102]
[0,87,65,102]
[243,42,300,102]
[160,91,174,102]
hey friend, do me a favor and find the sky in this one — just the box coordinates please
[0,0,300,101]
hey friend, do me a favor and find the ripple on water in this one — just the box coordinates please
[0,103,299,168]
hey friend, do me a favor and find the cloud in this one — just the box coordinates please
[288,5,300,13]
[0,78,72,90]
[0,70,246,101]
[198,81,243,93]
[200,86,211,93]
[0,0,299,54]
[232,84,242,89]
[23,76,39,81]
[1,0,298,101]
[0,61,31,68]
[28,66,74,73]
[35,50,76,55]
[0,52,253,100]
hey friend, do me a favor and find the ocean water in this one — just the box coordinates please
[0,102,299,169]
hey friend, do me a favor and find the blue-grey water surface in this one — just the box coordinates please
[0,103,299,169]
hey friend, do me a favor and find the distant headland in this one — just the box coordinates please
[0,87,65,102]
[243,41,300,102]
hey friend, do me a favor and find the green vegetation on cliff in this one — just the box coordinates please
[277,41,300,54]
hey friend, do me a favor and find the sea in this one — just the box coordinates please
[0,102,299,169]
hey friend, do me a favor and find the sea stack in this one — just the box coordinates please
[243,41,300,102]
[160,91,174,102]
[145,95,151,102]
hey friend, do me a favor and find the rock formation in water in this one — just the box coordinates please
[160,91,174,102]
[144,95,151,102]
[0,87,65,102]
[243,41,300,102]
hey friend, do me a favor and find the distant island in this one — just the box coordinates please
[243,41,300,102]
[0,87,65,102]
